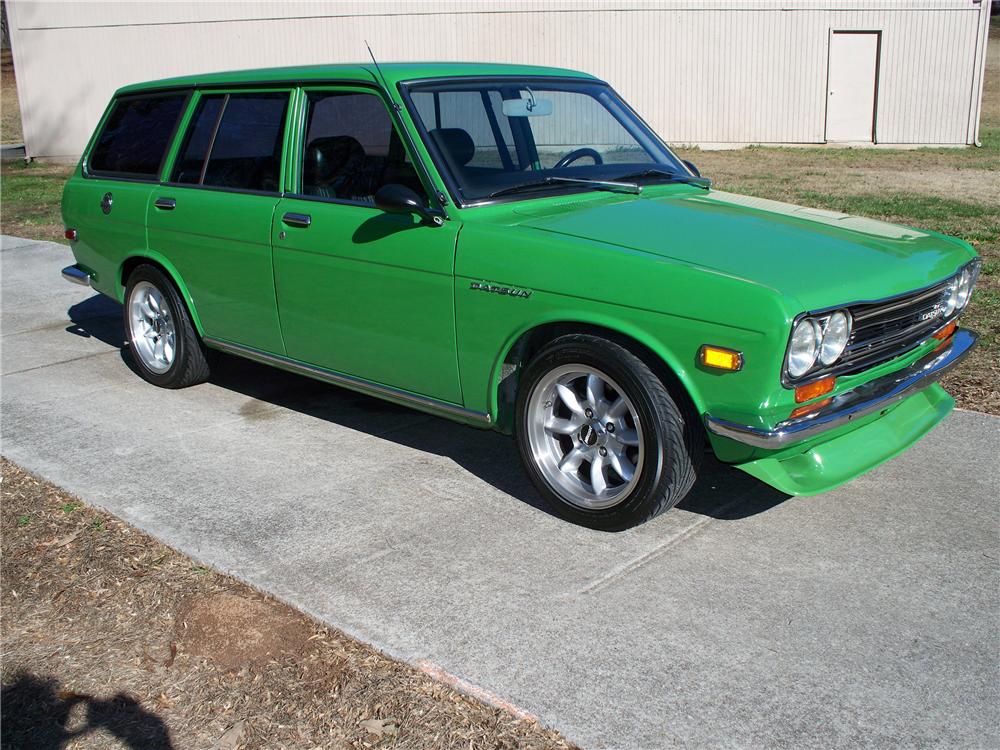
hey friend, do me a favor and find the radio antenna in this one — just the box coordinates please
[365,40,400,111]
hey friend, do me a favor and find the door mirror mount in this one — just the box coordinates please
[374,184,445,226]
[683,160,701,178]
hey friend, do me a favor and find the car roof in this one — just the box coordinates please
[115,62,598,95]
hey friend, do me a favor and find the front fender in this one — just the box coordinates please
[455,223,790,430]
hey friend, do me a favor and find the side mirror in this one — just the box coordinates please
[374,184,443,226]
[683,160,701,178]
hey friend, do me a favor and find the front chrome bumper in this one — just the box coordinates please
[705,329,977,450]
[61,264,92,287]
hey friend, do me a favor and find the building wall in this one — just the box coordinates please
[6,1,992,159]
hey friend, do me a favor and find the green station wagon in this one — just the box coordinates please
[61,63,979,529]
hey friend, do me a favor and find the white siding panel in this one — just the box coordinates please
[7,1,991,158]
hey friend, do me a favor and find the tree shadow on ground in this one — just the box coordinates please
[0,672,173,750]
[67,294,789,523]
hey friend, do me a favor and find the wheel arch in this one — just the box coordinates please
[489,317,706,433]
[120,253,205,336]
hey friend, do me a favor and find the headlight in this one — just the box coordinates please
[786,310,853,379]
[955,267,973,311]
[819,310,852,366]
[943,275,961,317]
[787,318,822,378]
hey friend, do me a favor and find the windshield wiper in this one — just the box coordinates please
[487,176,641,200]
[612,168,711,189]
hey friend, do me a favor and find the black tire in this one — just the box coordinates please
[123,264,212,389]
[515,334,702,530]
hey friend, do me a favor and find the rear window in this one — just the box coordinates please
[88,94,187,179]
[171,92,289,192]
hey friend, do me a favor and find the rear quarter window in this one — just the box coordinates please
[87,93,188,180]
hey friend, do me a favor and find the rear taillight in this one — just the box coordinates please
[64,228,78,241]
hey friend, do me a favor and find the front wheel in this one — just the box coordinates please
[124,264,212,389]
[515,335,700,530]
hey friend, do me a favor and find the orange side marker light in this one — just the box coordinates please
[699,345,743,372]
[794,376,836,404]
[790,397,833,419]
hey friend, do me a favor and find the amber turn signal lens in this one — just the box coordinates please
[790,397,832,419]
[794,376,836,403]
[933,320,957,341]
[699,345,743,371]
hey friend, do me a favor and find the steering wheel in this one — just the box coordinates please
[553,148,604,169]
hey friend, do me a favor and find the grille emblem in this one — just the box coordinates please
[919,305,943,322]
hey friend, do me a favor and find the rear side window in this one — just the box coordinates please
[171,92,289,192]
[88,94,187,179]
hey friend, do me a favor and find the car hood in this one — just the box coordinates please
[509,188,976,312]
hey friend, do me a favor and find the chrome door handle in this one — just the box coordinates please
[282,212,311,228]
[154,197,176,210]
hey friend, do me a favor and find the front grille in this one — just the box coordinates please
[837,280,953,376]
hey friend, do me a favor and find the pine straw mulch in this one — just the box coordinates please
[0,459,577,750]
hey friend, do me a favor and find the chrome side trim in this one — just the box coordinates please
[203,337,491,425]
[61,265,92,287]
[706,329,977,450]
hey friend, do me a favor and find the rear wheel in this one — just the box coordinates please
[124,264,212,388]
[515,334,700,530]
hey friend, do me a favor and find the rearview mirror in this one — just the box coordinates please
[502,98,553,117]
[374,184,443,226]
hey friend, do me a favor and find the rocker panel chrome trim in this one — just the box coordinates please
[203,337,491,425]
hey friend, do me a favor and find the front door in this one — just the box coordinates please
[825,31,881,143]
[273,87,463,404]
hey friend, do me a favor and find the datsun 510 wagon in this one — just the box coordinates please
[61,63,979,530]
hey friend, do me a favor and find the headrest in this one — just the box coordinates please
[429,128,475,167]
[306,135,365,174]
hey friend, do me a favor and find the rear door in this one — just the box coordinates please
[147,89,292,354]
[272,86,463,403]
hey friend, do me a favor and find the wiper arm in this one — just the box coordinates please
[612,168,711,189]
[487,176,641,199]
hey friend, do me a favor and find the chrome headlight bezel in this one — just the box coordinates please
[818,310,852,366]
[786,317,822,378]
[784,310,853,381]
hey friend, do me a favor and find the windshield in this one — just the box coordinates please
[403,79,689,204]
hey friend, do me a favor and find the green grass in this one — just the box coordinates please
[0,160,73,242]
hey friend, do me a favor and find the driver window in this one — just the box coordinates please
[301,91,425,204]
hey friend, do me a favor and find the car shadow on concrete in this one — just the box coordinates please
[68,295,790,522]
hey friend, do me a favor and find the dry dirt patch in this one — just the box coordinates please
[176,593,312,670]
[1,459,576,750]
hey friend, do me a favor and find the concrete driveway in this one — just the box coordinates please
[3,235,998,749]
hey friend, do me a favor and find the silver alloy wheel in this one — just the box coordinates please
[526,364,645,510]
[128,281,176,374]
